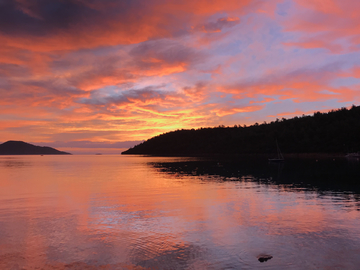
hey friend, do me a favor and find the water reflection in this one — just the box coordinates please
[1,156,360,269]
[150,157,360,210]
[0,157,31,168]
[129,240,208,269]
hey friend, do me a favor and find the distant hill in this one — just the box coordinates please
[122,105,360,156]
[0,141,71,155]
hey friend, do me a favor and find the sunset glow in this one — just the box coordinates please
[1,0,360,153]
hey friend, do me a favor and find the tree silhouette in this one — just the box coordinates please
[122,105,360,156]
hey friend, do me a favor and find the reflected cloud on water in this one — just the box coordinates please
[1,155,360,269]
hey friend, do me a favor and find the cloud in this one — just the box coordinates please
[183,82,208,101]
[221,63,351,105]
[211,104,264,117]
[0,76,85,109]
[193,17,240,33]
[0,0,97,36]
[45,39,207,92]
[0,0,359,146]
[130,39,204,68]
[79,86,172,106]
[0,63,30,77]
[283,0,360,53]
[0,0,256,52]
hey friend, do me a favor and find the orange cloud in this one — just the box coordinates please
[1,0,359,147]
[211,104,264,117]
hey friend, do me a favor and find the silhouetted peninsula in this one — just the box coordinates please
[0,141,71,155]
[122,105,360,156]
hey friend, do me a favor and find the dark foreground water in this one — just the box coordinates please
[0,155,360,269]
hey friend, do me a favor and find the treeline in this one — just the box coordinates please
[122,105,360,156]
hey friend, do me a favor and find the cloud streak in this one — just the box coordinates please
[0,0,359,152]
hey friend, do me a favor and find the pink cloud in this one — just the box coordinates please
[0,0,257,53]
[192,17,240,33]
[222,67,337,102]
[284,0,360,53]
[0,0,359,146]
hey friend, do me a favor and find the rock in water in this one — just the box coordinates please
[257,254,273,263]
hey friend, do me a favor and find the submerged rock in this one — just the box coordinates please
[257,254,273,263]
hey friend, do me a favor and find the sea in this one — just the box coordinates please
[1,155,360,269]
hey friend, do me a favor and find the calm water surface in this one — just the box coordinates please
[1,155,360,269]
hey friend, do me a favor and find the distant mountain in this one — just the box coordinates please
[0,141,71,155]
[122,105,360,156]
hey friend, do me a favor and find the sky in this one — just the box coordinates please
[1,0,360,154]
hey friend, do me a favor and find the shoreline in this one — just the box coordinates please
[121,152,348,159]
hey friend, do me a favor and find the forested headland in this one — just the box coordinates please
[122,105,360,156]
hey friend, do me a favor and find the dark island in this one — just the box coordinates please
[0,141,71,155]
[122,105,360,156]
